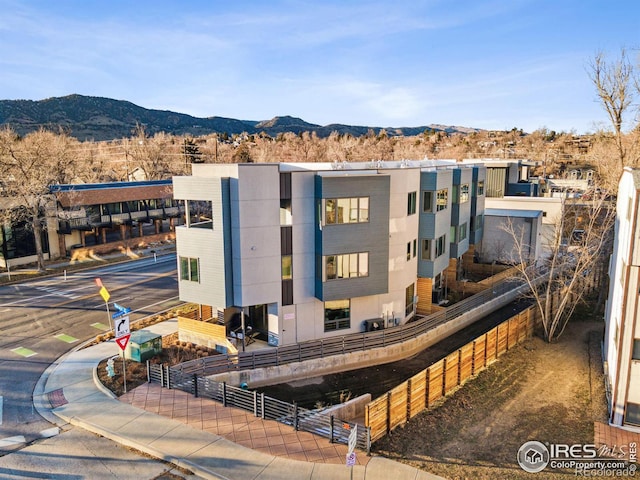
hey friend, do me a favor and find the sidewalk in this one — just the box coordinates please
[35,320,445,480]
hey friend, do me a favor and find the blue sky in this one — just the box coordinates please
[1,0,638,134]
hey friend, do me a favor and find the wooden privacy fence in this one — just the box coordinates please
[365,305,538,443]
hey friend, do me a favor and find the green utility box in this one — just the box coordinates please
[125,330,162,362]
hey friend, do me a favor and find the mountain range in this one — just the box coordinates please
[0,94,481,141]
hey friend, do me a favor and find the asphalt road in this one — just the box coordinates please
[0,254,181,451]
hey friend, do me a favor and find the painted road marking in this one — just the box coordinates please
[11,346,37,357]
[0,435,26,448]
[90,322,110,331]
[39,427,60,438]
[35,286,80,299]
[55,333,78,343]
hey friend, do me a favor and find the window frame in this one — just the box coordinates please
[324,197,369,225]
[421,239,432,260]
[436,189,448,211]
[459,183,470,203]
[324,299,351,332]
[435,234,446,257]
[422,191,433,213]
[180,256,200,283]
[323,252,369,281]
[407,191,417,215]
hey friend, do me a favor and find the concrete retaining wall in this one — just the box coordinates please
[208,285,526,389]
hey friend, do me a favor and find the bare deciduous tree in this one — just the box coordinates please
[501,193,615,342]
[588,49,639,175]
[0,127,78,270]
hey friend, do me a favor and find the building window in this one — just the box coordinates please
[435,234,446,257]
[407,191,417,215]
[180,256,200,282]
[282,255,292,280]
[324,252,369,280]
[187,200,213,229]
[405,283,415,317]
[324,300,350,331]
[459,223,467,241]
[413,239,417,258]
[104,202,122,215]
[477,181,485,196]
[325,197,369,225]
[421,239,431,260]
[625,403,640,426]
[471,214,484,231]
[280,199,292,225]
[407,242,411,261]
[436,189,448,211]
[423,191,433,213]
[633,340,640,360]
[450,226,457,243]
[459,184,470,203]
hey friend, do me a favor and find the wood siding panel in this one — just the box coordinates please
[497,322,509,356]
[389,384,409,430]
[459,343,474,383]
[486,327,498,365]
[472,334,487,375]
[408,371,427,418]
[444,351,460,394]
[427,360,444,406]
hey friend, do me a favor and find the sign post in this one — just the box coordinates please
[112,303,131,393]
[346,424,357,472]
[95,278,113,331]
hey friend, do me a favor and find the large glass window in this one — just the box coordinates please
[180,256,200,282]
[477,181,485,196]
[280,199,292,225]
[324,300,350,331]
[324,252,368,280]
[436,234,446,257]
[187,200,213,229]
[459,184,470,203]
[423,191,433,213]
[407,191,417,215]
[325,197,369,225]
[421,239,432,260]
[282,255,292,280]
[405,283,415,317]
[471,214,484,231]
[626,403,640,426]
[459,223,468,241]
[436,189,448,211]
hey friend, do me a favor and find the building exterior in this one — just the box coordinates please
[0,179,181,268]
[480,208,543,264]
[603,168,640,428]
[52,179,181,254]
[173,160,486,347]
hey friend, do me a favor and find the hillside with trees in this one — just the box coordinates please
[0,94,480,142]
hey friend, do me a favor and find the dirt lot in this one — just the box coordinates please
[373,314,608,480]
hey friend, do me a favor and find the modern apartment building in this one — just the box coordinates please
[604,167,640,428]
[173,160,486,347]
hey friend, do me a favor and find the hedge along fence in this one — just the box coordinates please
[365,305,538,443]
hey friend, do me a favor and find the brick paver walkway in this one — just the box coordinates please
[120,383,371,466]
